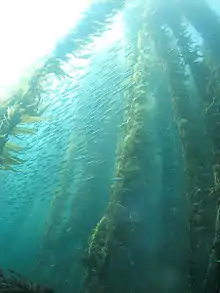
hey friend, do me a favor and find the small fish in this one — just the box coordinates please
[86,176,95,181]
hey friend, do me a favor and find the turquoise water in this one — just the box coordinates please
[1,1,220,293]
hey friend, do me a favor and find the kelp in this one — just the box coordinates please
[154,5,220,292]
[83,5,157,292]
[155,0,220,62]
[163,5,220,291]
[152,50,189,293]
[0,78,49,172]
[155,4,220,293]
[0,0,127,172]
[0,31,70,172]
[43,133,76,240]
[201,58,220,293]
[32,134,77,290]
[179,0,220,63]
[2,0,220,291]
[147,7,215,292]
[51,0,127,62]
[36,90,122,292]
[0,269,54,293]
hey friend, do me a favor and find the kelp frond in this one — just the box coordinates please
[0,0,127,172]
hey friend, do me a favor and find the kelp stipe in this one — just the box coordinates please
[82,3,159,293]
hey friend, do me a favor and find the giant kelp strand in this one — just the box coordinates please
[156,0,220,62]
[83,11,158,293]
[202,60,220,293]
[161,0,220,135]
[154,5,218,292]
[50,0,127,63]
[167,8,220,291]
[0,269,54,293]
[148,11,214,292]
[152,62,188,293]
[0,0,129,172]
[153,0,209,102]
[33,45,125,292]
[179,0,220,63]
[61,157,112,292]
[42,123,120,293]
[33,133,79,288]
[162,12,220,293]
[61,110,123,293]
[0,60,67,172]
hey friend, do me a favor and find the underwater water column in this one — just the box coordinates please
[147,11,215,293]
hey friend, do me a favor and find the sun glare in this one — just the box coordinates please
[0,0,92,101]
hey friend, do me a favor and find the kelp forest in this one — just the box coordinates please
[1,0,220,293]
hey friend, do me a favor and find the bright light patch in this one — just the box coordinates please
[0,0,92,101]
[63,13,124,80]
[0,0,125,103]
[94,13,124,51]
[208,0,220,15]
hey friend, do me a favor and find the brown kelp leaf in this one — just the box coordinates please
[20,115,48,124]
[4,155,24,166]
[5,142,23,152]
[12,127,36,135]
[1,164,20,172]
